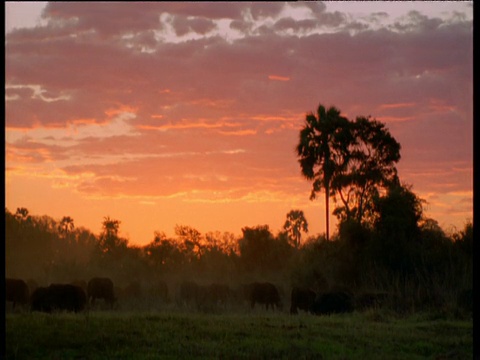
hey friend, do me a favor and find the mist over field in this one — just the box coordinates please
[5,203,472,318]
[5,205,473,359]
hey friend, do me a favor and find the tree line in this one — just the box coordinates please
[5,198,472,314]
[5,102,472,315]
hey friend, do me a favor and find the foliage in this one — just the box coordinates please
[332,116,401,225]
[5,208,97,281]
[289,234,331,292]
[144,231,183,272]
[296,104,401,239]
[58,216,75,240]
[204,231,239,256]
[296,104,351,240]
[175,224,204,261]
[5,197,473,315]
[334,219,373,287]
[98,216,128,256]
[4,102,472,316]
[238,225,293,274]
[452,220,473,256]
[283,209,309,248]
[367,183,424,276]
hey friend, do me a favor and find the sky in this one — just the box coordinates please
[5,2,473,246]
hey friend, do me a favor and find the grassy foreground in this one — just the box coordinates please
[6,310,473,359]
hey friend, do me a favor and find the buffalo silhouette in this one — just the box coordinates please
[87,277,115,308]
[30,284,87,313]
[247,282,282,310]
[70,279,88,293]
[6,278,30,310]
[26,279,39,295]
[354,292,389,311]
[290,287,316,314]
[311,291,354,315]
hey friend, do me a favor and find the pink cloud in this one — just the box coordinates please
[268,75,290,81]
[380,102,416,109]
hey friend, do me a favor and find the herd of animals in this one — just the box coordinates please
[6,277,386,315]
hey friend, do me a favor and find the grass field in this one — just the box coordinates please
[5,308,473,359]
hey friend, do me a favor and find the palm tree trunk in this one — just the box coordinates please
[325,183,330,241]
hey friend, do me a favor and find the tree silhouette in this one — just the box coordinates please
[144,231,183,270]
[283,210,309,248]
[99,216,126,254]
[238,225,274,272]
[5,204,473,313]
[332,116,401,225]
[238,225,292,272]
[59,216,75,240]
[15,207,30,222]
[370,183,424,275]
[204,231,238,256]
[102,216,120,237]
[296,104,351,241]
[297,104,402,238]
[175,225,204,260]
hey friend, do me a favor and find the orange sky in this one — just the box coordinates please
[5,2,473,246]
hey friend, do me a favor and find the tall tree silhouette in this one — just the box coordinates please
[296,104,351,241]
[331,116,401,225]
[102,216,120,237]
[99,216,126,254]
[59,216,75,240]
[283,209,309,248]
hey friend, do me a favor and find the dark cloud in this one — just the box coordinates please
[390,10,444,33]
[37,2,349,40]
[249,2,286,20]
[148,2,247,20]
[274,17,319,33]
[230,19,251,33]
[6,15,472,135]
[316,10,347,27]
[370,12,389,20]
[171,15,217,36]
[42,2,166,36]
[290,2,327,15]
[343,21,371,33]
[41,2,266,38]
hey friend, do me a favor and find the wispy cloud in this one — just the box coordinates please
[380,102,416,109]
[268,75,290,81]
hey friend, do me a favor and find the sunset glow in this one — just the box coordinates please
[5,2,473,246]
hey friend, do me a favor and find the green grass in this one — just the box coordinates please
[6,310,472,359]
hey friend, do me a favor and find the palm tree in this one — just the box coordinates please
[102,216,120,238]
[296,104,351,241]
[59,216,75,239]
[15,207,29,221]
[283,210,308,248]
[100,216,124,254]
